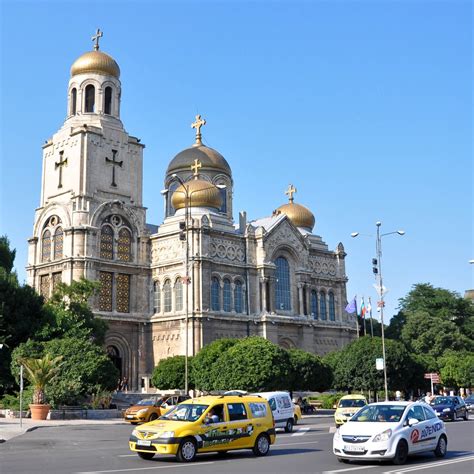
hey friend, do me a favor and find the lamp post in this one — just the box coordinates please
[170,173,225,395]
[351,222,405,401]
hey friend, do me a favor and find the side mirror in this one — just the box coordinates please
[408,418,419,427]
[333,404,337,409]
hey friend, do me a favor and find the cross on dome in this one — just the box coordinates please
[191,159,202,177]
[191,114,206,146]
[92,28,103,51]
[285,184,297,203]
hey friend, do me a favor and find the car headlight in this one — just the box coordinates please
[160,431,175,438]
[132,429,140,437]
[443,408,451,412]
[137,409,148,416]
[373,429,392,442]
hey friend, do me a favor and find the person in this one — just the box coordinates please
[116,378,122,392]
[377,412,387,422]
[121,377,129,392]
[424,392,432,404]
[206,408,219,424]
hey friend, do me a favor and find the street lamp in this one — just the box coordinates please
[170,172,225,395]
[352,221,405,401]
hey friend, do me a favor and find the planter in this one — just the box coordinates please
[29,404,50,420]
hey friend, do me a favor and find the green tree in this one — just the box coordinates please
[287,348,332,392]
[151,356,192,390]
[385,311,406,340]
[438,351,474,388]
[192,338,239,391]
[212,337,291,392]
[0,235,16,274]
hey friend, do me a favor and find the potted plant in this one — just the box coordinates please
[20,354,63,420]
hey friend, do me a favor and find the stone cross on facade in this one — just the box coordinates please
[105,150,123,187]
[55,151,68,188]
[92,28,103,51]
[191,159,202,177]
[191,114,206,146]
[285,184,297,203]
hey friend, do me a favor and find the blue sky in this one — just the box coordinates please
[1,0,472,322]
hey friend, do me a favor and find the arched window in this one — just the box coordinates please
[100,225,114,259]
[223,279,231,312]
[167,181,179,217]
[320,291,327,320]
[104,86,112,115]
[85,84,95,112]
[329,292,336,321]
[163,280,172,313]
[71,88,77,115]
[219,187,227,213]
[275,256,291,311]
[117,228,132,262]
[234,281,243,313]
[211,277,220,311]
[311,290,319,319]
[153,281,161,314]
[53,227,63,260]
[41,229,51,262]
[175,278,183,311]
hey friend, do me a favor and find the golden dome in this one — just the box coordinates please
[167,145,231,176]
[71,50,120,78]
[171,179,223,210]
[274,202,315,230]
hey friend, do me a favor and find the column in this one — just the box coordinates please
[298,284,304,316]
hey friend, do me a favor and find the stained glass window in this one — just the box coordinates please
[175,278,183,311]
[117,228,132,262]
[211,277,220,311]
[153,281,161,314]
[163,280,172,312]
[223,279,231,312]
[275,257,291,311]
[41,230,51,262]
[320,291,327,320]
[329,292,336,321]
[99,272,113,311]
[234,281,243,313]
[116,274,130,313]
[40,274,50,298]
[311,290,319,319]
[53,227,63,260]
[52,272,62,294]
[100,225,114,259]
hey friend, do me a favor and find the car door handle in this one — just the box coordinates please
[222,426,227,429]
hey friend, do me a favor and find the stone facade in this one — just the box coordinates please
[27,39,356,391]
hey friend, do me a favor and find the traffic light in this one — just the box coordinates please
[372,258,378,274]
[179,221,186,241]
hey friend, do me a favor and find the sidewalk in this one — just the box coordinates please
[0,417,124,443]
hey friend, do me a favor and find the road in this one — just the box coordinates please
[1,417,473,474]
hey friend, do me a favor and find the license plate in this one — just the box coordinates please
[344,444,365,452]
[126,415,134,419]
[136,440,152,447]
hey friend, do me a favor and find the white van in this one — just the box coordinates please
[255,391,295,432]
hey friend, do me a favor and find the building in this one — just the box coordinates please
[27,32,356,391]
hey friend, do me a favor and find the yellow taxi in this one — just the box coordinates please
[334,394,367,427]
[129,395,276,462]
[124,395,190,424]
[293,403,302,424]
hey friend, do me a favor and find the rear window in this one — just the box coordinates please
[249,402,268,418]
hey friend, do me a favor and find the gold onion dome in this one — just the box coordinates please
[274,185,315,231]
[167,144,231,176]
[71,50,120,78]
[171,179,223,210]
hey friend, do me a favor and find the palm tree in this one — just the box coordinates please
[20,354,63,405]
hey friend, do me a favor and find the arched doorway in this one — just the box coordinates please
[106,345,122,379]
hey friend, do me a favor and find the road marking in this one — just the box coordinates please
[383,455,474,473]
[292,427,310,436]
[276,440,319,447]
[75,461,215,473]
[117,454,136,457]
[322,465,379,473]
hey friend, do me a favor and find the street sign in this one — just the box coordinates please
[376,358,384,370]
[424,373,441,383]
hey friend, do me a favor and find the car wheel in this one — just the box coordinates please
[137,451,155,460]
[463,411,468,421]
[253,433,270,456]
[148,413,158,422]
[434,435,447,458]
[393,440,409,465]
[176,437,197,462]
[284,418,294,433]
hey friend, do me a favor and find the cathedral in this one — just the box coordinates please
[27,32,356,391]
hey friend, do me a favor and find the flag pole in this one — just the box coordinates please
[355,295,359,338]
[368,297,374,338]
[362,297,367,336]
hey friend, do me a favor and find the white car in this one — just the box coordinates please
[254,391,296,433]
[333,401,447,465]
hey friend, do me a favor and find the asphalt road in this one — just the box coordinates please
[1,417,473,474]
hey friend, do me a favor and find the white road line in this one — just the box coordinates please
[117,454,136,457]
[292,427,311,436]
[383,455,474,473]
[276,440,319,447]
[75,461,215,474]
[322,465,380,473]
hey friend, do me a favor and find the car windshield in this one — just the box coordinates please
[339,399,366,408]
[136,398,163,406]
[160,404,208,422]
[351,405,406,422]
[431,397,454,406]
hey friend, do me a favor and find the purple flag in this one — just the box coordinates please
[345,296,357,314]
